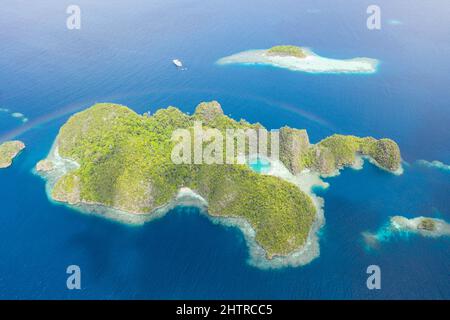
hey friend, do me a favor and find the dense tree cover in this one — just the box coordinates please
[317,135,401,172]
[278,131,401,175]
[267,45,307,58]
[53,102,316,257]
[193,164,315,257]
[51,101,400,257]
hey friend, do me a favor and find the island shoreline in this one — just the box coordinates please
[37,142,326,269]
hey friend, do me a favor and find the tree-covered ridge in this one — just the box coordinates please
[46,101,401,258]
[267,45,307,58]
[0,140,25,169]
[279,129,401,175]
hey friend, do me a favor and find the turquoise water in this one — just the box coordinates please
[0,0,449,299]
[249,157,271,174]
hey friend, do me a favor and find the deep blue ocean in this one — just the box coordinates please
[0,0,449,299]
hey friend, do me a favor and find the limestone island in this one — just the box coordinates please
[217,45,378,73]
[0,140,25,169]
[37,101,401,268]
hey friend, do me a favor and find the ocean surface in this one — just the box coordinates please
[0,0,449,299]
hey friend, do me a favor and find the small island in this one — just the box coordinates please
[363,215,450,249]
[0,140,25,169]
[217,45,378,73]
[390,216,450,237]
[37,101,401,267]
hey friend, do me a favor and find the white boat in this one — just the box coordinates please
[172,59,183,67]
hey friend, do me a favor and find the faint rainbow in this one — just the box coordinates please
[0,100,92,143]
[0,88,334,142]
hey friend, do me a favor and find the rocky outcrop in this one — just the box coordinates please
[368,139,401,172]
[279,127,310,174]
[194,101,224,123]
[51,173,81,205]
[309,146,336,175]
[36,159,55,172]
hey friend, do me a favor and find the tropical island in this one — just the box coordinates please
[0,140,25,169]
[217,45,378,73]
[37,101,401,267]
